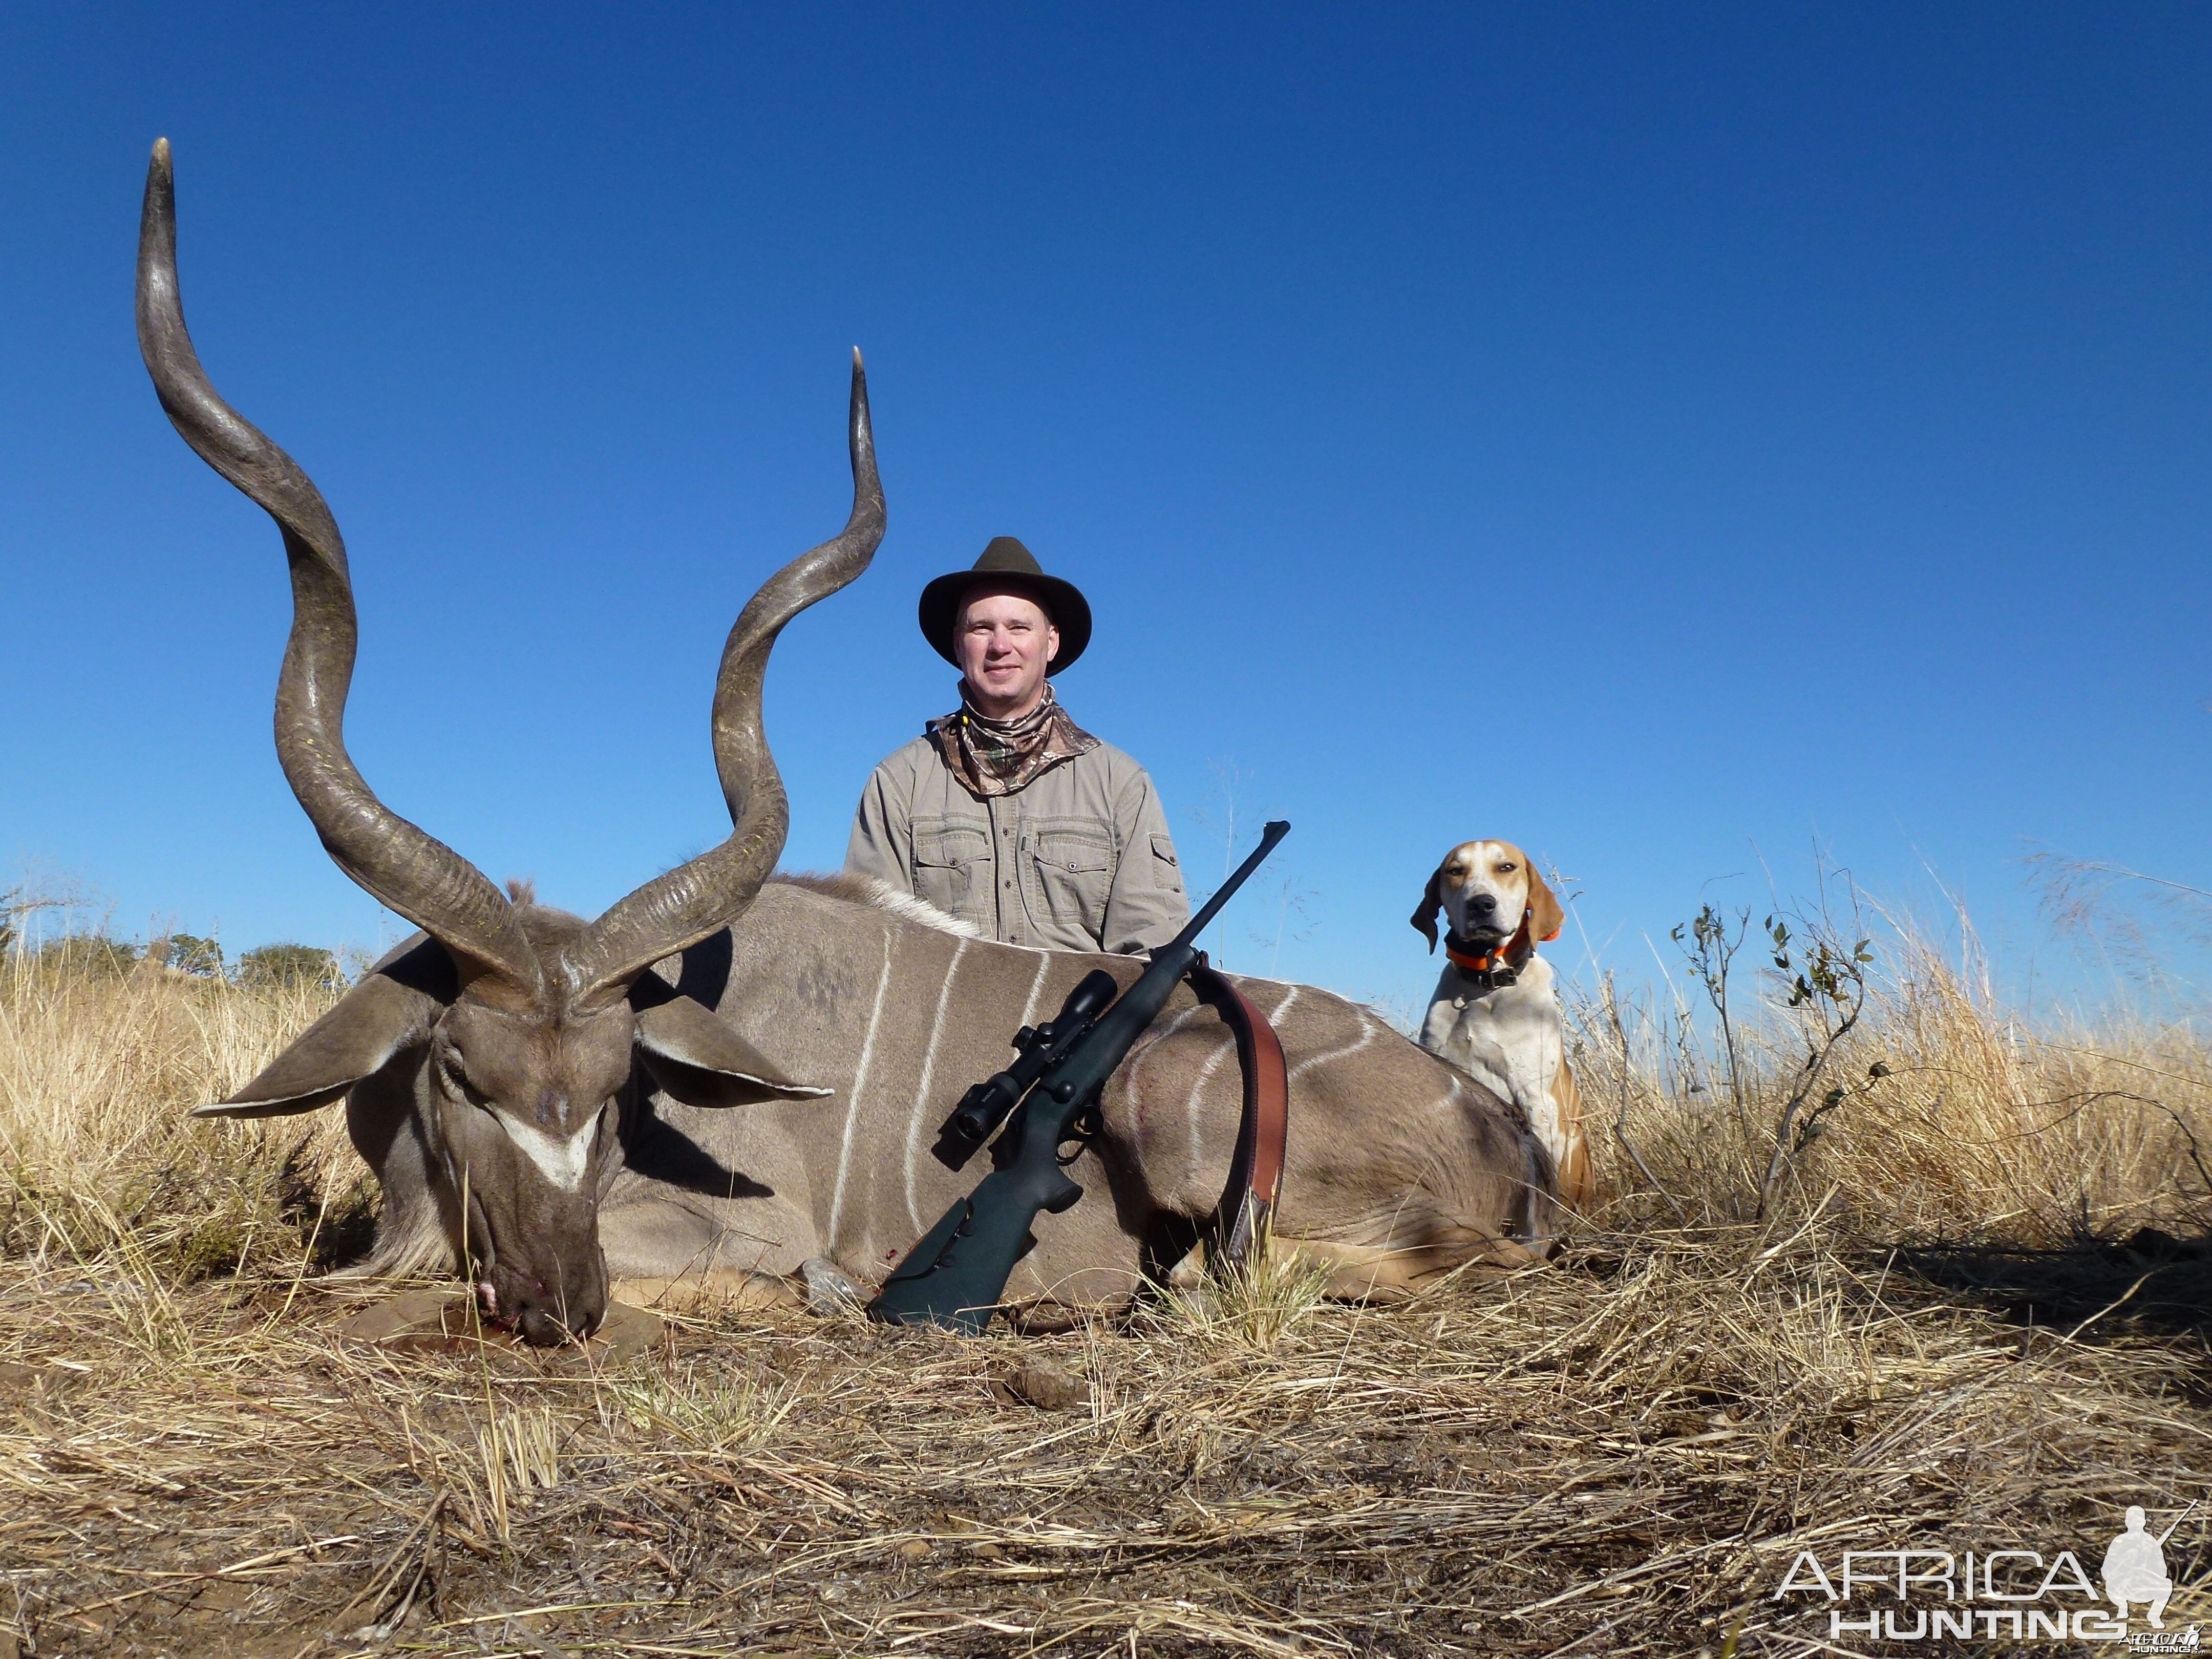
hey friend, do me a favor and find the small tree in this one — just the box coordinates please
[163,934,225,976]
[1653,884,1886,1222]
[235,943,346,993]
[1671,903,1750,1138]
[1754,913,1875,1219]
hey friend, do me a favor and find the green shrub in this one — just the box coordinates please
[161,934,224,976]
[234,942,346,992]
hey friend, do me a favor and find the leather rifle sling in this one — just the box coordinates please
[1183,954,1289,1271]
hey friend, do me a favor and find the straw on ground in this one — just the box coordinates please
[3,910,2208,1656]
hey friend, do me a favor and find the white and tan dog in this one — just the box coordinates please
[1411,841,1590,1210]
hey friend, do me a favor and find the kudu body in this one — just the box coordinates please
[141,142,1558,1343]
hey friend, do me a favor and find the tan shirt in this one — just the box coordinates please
[844,735,1189,953]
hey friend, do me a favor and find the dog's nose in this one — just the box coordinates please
[1470,894,1497,917]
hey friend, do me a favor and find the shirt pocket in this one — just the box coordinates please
[1028,819,1115,939]
[1148,833,1183,894]
[911,819,991,922]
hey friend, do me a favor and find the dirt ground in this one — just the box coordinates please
[6,1227,2209,1658]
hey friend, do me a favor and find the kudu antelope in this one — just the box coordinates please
[142,142,1559,1344]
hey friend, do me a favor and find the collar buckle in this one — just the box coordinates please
[1443,919,1531,988]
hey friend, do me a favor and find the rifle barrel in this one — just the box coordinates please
[1182,820,1292,947]
[2157,1499,2199,1545]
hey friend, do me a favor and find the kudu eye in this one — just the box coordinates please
[437,1048,491,1109]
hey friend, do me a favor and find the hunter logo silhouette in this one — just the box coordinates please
[2106,1501,2195,1629]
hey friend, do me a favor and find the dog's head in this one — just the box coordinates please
[1411,839,1563,953]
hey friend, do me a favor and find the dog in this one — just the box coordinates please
[1411,840,1591,1210]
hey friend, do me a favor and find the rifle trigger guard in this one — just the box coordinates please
[1056,1107,1102,1165]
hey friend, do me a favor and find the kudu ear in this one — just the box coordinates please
[1410,865,1445,952]
[634,997,833,1110]
[1525,862,1565,944]
[198,940,453,1118]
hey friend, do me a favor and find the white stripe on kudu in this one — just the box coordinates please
[1290,1013,1375,1082]
[1016,951,1051,1029]
[1184,1028,1236,1176]
[904,938,970,1230]
[826,928,896,1252]
[491,1106,599,1193]
[1128,1001,1210,1095]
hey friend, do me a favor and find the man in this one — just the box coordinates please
[845,536,1188,953]
[2102,1505,2175,1629]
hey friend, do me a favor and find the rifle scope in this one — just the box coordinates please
[932,968,1120,1170]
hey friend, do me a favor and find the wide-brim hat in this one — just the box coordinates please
[917,536,1093,671]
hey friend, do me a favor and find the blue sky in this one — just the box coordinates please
[3,5,2206,1021]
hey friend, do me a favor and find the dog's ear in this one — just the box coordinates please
[1410,864,1444,952]
[1525,861,1564,943]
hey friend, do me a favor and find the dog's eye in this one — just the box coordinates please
[1499,862,1517,874]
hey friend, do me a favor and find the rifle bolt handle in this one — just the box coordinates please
[1050,1080,1077,1103]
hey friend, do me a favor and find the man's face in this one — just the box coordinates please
[955,585,1059,718]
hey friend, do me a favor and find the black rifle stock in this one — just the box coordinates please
[868,820,1291,1333]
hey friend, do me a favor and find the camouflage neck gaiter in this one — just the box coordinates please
[928,683,1099,799]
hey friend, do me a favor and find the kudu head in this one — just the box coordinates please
[137,140,885,1344]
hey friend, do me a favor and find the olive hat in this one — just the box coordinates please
[917,537,1092,671]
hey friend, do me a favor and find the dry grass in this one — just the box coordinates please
[1576,918,2212,1244]
[0,955,367,1282]
[3,914,2210,1656]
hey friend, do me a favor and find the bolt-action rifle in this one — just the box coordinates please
[869,820,1291,1333]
